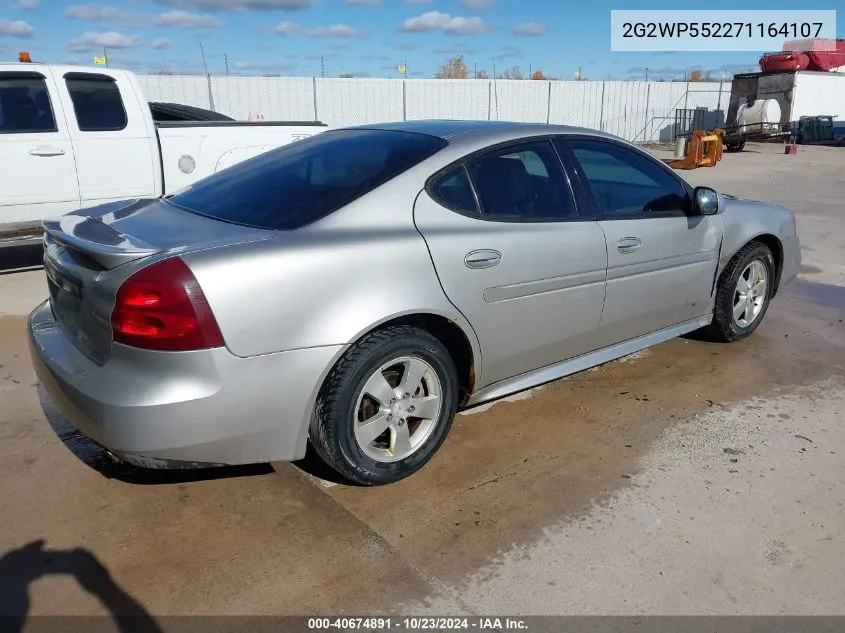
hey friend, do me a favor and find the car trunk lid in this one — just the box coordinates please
[42,198,275,364]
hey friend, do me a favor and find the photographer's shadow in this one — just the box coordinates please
[0,540,162,633]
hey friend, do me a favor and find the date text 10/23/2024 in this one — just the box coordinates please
[307,617,528,630]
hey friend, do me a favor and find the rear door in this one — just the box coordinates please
[557,137,721,346]
[54,71,158,206]
[0,70,80,224]
[414,137,608,388]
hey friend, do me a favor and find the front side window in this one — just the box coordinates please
[65,74,127,132]
[564,139,688,218]
[464,140,577,221]
[168,129,447,230]
[0,74,56,133]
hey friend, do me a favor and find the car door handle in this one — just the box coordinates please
[464,249,502,269]
[617,237,642,254]
[29,146,66,157]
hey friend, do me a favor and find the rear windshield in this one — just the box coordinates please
[166,129,447,230]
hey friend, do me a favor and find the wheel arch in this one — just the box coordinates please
[719,232,784,296]
[747,233,784,296]
[341,311,480,406]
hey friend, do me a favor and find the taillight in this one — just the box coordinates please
[111,257,224,351]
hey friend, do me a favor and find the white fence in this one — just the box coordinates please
[137,74,732,143]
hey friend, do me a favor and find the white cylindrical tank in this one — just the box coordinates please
[735,99,782,132]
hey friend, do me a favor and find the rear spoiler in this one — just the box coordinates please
[43,205,159,270]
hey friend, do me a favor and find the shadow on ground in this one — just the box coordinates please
[0,540,161,632]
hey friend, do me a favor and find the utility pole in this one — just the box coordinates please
[224,53,229,76]
[198,36,215,111]
[403,59,407,79]
[198,37,209,75]
[320,56,325,78]
[103,47,109,68]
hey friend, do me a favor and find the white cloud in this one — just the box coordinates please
[460,0,493,7]
[512,22,547,37]
[0,18,33,38]
[155,10,223,27]
[275,21,366,38]
[67,31,144,52]
[150,0,312,11]
[65,4,146,27]
[16,0,39,10]
[151,38,173,49]
[400,11,491,35]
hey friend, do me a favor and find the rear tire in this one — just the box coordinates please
[309,325,459,485]
[700,241,775,342]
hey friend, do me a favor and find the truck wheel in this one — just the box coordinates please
[310,325,459,485]
[700,241,775,343]
[726,141,745,152]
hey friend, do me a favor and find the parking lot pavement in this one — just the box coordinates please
[0,143,842,619]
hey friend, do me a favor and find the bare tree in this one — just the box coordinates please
[476,69,490,79]
[500,65,524,80]
[435,56,470,79]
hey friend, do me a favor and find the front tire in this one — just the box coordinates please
[701,241,775,342]
[309,325,459,485]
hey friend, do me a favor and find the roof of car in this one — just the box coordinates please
[348,119,623,146]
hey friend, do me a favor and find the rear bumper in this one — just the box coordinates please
[28,300,345,467]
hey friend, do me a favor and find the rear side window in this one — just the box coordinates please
[430,166,478,214]
[0,73,56,133]
[167,129,447,231]
[64,73,127,132]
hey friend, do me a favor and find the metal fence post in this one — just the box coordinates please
[488,80,492,120]
[205,74,215,111]
[312,76,318,122]
[599,82,606,131]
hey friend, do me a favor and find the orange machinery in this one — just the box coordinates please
[669,129,726,170]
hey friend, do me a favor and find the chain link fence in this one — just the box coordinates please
[137,74,731,143]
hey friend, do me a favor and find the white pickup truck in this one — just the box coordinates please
[0,61,329,241]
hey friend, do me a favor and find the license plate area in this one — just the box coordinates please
[45,258,84,333]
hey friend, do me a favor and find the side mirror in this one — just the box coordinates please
[693,186,723,216]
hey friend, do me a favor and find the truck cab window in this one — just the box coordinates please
[64,74,127,132]
[0,74,57,133]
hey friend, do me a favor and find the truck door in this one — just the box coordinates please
[0,70,80,225]
[53,70,157,206]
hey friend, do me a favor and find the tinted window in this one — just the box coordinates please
[0,75,56,133]
[65,74,127,131]
[168,129,447,230]
[465,140,576,221]
[566,139,688,218]
[431,166,478,214]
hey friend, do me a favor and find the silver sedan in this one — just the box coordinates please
[29,121,801,484]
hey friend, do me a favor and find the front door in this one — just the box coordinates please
[414,138,608,388]
[0,71,80,225]
[557,137,722,346]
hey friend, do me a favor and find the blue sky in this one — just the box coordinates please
[0,0,840,78]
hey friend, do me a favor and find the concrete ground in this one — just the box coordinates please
[0,143,843,621]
